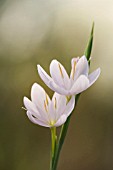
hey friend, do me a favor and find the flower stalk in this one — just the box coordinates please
[50,127,57,170]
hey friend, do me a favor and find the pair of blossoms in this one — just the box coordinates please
[23,56,100,127]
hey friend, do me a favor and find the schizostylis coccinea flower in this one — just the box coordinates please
[23,83,75,127]
[37,55,100,96]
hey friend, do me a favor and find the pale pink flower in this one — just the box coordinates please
[37,56,100,96]
[23,83,75,127]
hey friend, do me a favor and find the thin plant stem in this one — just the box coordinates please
[50,127,57,170]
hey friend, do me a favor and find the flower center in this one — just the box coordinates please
[50,120,56,126]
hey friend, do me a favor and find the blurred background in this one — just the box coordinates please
[0,0,113,170]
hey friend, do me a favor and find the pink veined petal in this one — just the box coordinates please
[70,75,89,95]
[64,95,75,117]
[54,114,67,127]
[26,111,50,127]
[88,68,101,87]
[31,83,50,111]
[49,81,69,95]
[50,60,70,90]
[37,65,54,89]
[72,55,89,81]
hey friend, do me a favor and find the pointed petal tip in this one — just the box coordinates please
[50,59,58,63]
[37,64,43,73]
[37,64,40,69]
[98,67,101,73]
[23,96,28,103]
[94,67,101,76]
[50,59,59,68]
[32,82,39,89]
[96,67,101,77]
[81,55,88,61]
[88,67,101,87]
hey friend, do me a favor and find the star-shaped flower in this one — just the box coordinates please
[37,55,100,96]
[23,83,75,127]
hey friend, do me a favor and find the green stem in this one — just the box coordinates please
[50,127,56,170]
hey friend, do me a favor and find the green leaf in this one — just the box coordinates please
[84,22,94,62]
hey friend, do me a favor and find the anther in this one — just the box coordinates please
[44,100,48,112]
[72,61,76,80]
[58,63,64,78]
[45,93,49,105]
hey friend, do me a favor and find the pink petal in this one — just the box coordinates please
[70,75,89,95]
[27,111,50,127]
[71,55,89,81]
[37,65,53,89]
[49,81,69,95]
[88,68,101,87]
[50,60,70,89]
[31,83,50,111]
[64,95,75,117]
[54,114,67,127]
[23,97,39,116]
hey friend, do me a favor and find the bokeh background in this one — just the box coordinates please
[0,0,113,170]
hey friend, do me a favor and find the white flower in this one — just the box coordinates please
[37,55,100,96]
[23,83,75,127]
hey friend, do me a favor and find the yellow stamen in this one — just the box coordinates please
[44,100,48,112]
[72,61,76,80]
[45,93,49,105]
[58,63,64,78]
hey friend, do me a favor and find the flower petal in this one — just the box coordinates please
[37,65,54,89]
[70,75,89,95]
[71,55,89,81]
[54,114,67,127]
[51,93,67,120]
[70,57,79,80]
[26,111,50,127]
[88,68,101,87]
[50,60,70,89]
[23,97,39,116]
[24,96,48,122]
[31,83,50,110]
[64,95,75,117]
[38,64,67,94]
[49,81,69,95]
